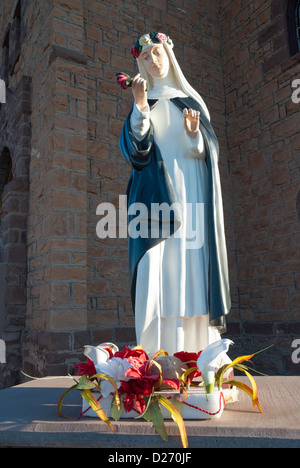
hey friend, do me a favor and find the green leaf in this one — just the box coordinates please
[75,375,97,390]
[142,407,152,422]
[147,397,168,442]
[111,395,124,421]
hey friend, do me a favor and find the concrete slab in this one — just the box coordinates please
[0,376,299,448]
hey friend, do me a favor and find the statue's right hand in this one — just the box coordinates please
[131,73,148,111]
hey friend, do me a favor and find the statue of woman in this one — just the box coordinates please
[120,32,231,355]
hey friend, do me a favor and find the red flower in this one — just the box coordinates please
[174,351,202,383]
[116,73,133,90]
[131,45,140,58]
[115,352,158,414]
[162,378,180,390]
[119,351,181,414]
[122,377,156,396]
[73,358,96,377]
[120,377,157,414]
[122,392,135,412]
[114,346,149,362]
[122,390,146,414]
[126,356,151,377]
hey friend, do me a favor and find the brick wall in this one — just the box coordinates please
[22,0,89,377]
[0,0,32,388]
[0,0,299,387]
[220,0,300,374]
[0,73,31,387]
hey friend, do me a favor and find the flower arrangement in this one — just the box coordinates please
[58,339,264,448]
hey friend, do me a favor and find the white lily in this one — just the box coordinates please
[84,342,119,366]
[196,339,234,394]
[95,357,133,398]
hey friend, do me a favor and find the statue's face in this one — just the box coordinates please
[140,44,169,78]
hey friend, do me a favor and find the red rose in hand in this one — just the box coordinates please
[116,73,133,90]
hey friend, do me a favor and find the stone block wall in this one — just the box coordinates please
[220,0,300,374]
[0,66,31,386]
[22,0,89,377]
[0,0,299,387]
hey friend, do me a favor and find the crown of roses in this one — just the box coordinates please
[131,32,173,59]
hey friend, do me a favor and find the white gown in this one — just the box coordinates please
[130,78,220,355]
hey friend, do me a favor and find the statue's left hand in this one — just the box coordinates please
[183,108,200,139]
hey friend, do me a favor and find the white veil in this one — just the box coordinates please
[136,39,211,121]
